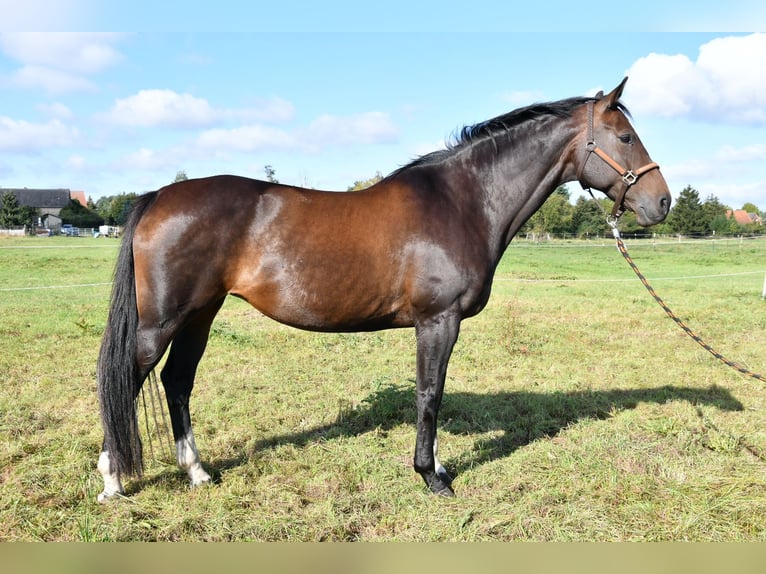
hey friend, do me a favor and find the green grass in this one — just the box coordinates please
[2,234,766,540]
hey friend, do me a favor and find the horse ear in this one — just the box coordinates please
[605,76,629,109]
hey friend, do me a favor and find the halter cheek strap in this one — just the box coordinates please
[577,100,660,218]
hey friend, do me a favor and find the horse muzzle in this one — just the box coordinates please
[620,188,668,227]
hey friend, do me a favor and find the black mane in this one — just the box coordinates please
[455,97,591,146]
[390,95,628,176]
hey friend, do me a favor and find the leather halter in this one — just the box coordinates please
[577,100,660,218]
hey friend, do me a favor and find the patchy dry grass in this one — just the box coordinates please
[2,235,766,540]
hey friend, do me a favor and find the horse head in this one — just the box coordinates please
[576,77,671,226]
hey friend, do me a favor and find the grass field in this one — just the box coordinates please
[2,234,766,541]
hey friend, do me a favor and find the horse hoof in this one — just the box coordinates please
[433,484,456,497]
[97,489,124,503]
[188,466,212,488]
[425,473,455,497]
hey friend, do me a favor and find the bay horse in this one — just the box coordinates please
[96,77,670,501]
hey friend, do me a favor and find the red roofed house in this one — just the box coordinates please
[726,209,762,226]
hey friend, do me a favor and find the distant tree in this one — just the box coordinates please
[666,185,707,235]
[571,195,608,237]
[60,199,104,227]
[174,170,189,183]
[94,196,114,223]
[0,191,23,227]
[741,202,761,216]
[347,171,384,191]
[264,165,279,183]
[702,194,727,221]
[0,192,37,228]
[524,185,574,236]
[701,194,736,235]
[109,193,139,226]
[94,192,139,225]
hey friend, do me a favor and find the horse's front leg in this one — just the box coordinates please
[413,312,461,496]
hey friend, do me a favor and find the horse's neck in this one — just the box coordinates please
[459,119,578,260]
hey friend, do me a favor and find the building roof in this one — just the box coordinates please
[2,188,72,209]
[726,209,761,226]
[70,190,87,207]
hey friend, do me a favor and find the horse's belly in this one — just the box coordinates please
[231,269,413,332]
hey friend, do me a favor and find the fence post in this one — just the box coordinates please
[762,272,766,299]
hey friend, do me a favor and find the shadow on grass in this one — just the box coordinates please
[204,382,743,483]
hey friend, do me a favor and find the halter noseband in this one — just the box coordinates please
[577,100,660,218]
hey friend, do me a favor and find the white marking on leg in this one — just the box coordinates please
[176,430,211,487]
[434,436,447,477]
[97,450,124,503]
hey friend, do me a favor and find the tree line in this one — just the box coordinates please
[0,191,141,228]
[521,184,763,238]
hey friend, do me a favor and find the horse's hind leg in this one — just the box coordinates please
[160,299,225,487]
[97,331,171,502]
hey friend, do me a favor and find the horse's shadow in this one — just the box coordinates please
[203,382,743,483]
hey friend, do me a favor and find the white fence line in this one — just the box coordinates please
[0,228,26,237]
[495,271,764,284]
[0,282,112,292]
[0,244,117,249]
[512,236,766,249]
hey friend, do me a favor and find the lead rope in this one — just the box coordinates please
[598,208,766,463]
[605,215,766,384]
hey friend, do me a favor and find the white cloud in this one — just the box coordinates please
[104,90,217,128]
[0,32,123,93]
[102,90,296,129]
[700,182,766,207]
[66,154,87,170]
[716,143,766,163]
[11,65,96,93]
[193,111,398,154]
[0,116,79,152]
[103,107,399,180]
[306,112,398,146]
[38,102,74,120]
[196,125,296,152]
[120,148,178,172]
[0,32,123,74]
[625,33,766,125]
[661,158,718,183]
[231,97,295,124]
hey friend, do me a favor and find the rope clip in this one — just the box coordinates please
[606,215,621,239]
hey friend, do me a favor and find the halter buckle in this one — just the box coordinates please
[622,171,637,186]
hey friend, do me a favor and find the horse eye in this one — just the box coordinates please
[619,133,634,144]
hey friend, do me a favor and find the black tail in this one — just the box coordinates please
[97,191,158,477]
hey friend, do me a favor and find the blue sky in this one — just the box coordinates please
[1,3,765,211]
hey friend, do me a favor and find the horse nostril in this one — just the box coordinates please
[660,195,670,213]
